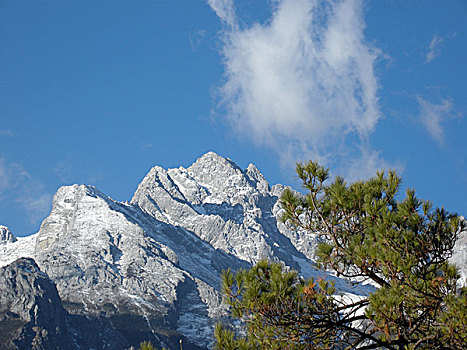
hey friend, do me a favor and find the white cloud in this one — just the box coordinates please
[0,158,51,225]
[207,0,236,26]
[209,0,389,178]
[426,35,443,63]
[417,96,459,144]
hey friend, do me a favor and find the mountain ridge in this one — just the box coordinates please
[0,152,465,349]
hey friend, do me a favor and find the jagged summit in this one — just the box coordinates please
[186,151,270,198]
[0,225,16,244]
[131,151,272,226]
[53,183,109,201]
[193,151,229,163]
[189,151,242,173]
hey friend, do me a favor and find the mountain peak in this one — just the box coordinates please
[197,151,224,160]
[0,226,17,244]
[36,184,119,251]
[188,152,243,184]
[191,151,240,169]
[49,184,112,211]
[55,183,106,198]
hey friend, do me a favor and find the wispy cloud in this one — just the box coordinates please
[343,147,404,183]
[52,158,74,183]
[417,96,459,144]
[0,159,9,197]
[209,0,389,179]
[0,158,51,225]
[141,143,158,151]
[425,35,443,63]
[189,29,208,52]
[207,0,236,26]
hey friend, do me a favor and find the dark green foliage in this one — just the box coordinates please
[215,161,467,349]
[215,260,343,349]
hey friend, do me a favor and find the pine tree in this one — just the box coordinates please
[215,161,466,349]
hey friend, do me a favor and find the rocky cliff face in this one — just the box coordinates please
[0,258,133,349]
[131,152,319,268]
[32,182,244,349]
[0,258,72,350]
[0,226,16,244]
[0,152,465,349]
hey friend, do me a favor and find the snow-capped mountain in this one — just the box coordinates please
[0,152,465,349]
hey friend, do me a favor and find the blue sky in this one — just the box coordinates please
[1,0,466,236]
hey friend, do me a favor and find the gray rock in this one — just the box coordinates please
[32,182,244,349]
[452,219,467,285]
[131,152,318,267]
[0,257,134,349]
[0,226,16,244]
[0,258,74,350]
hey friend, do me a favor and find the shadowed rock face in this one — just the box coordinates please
[0,258,75,350]
[0,152,465,349]
[0,226,16,244]
[0,258,139,350]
